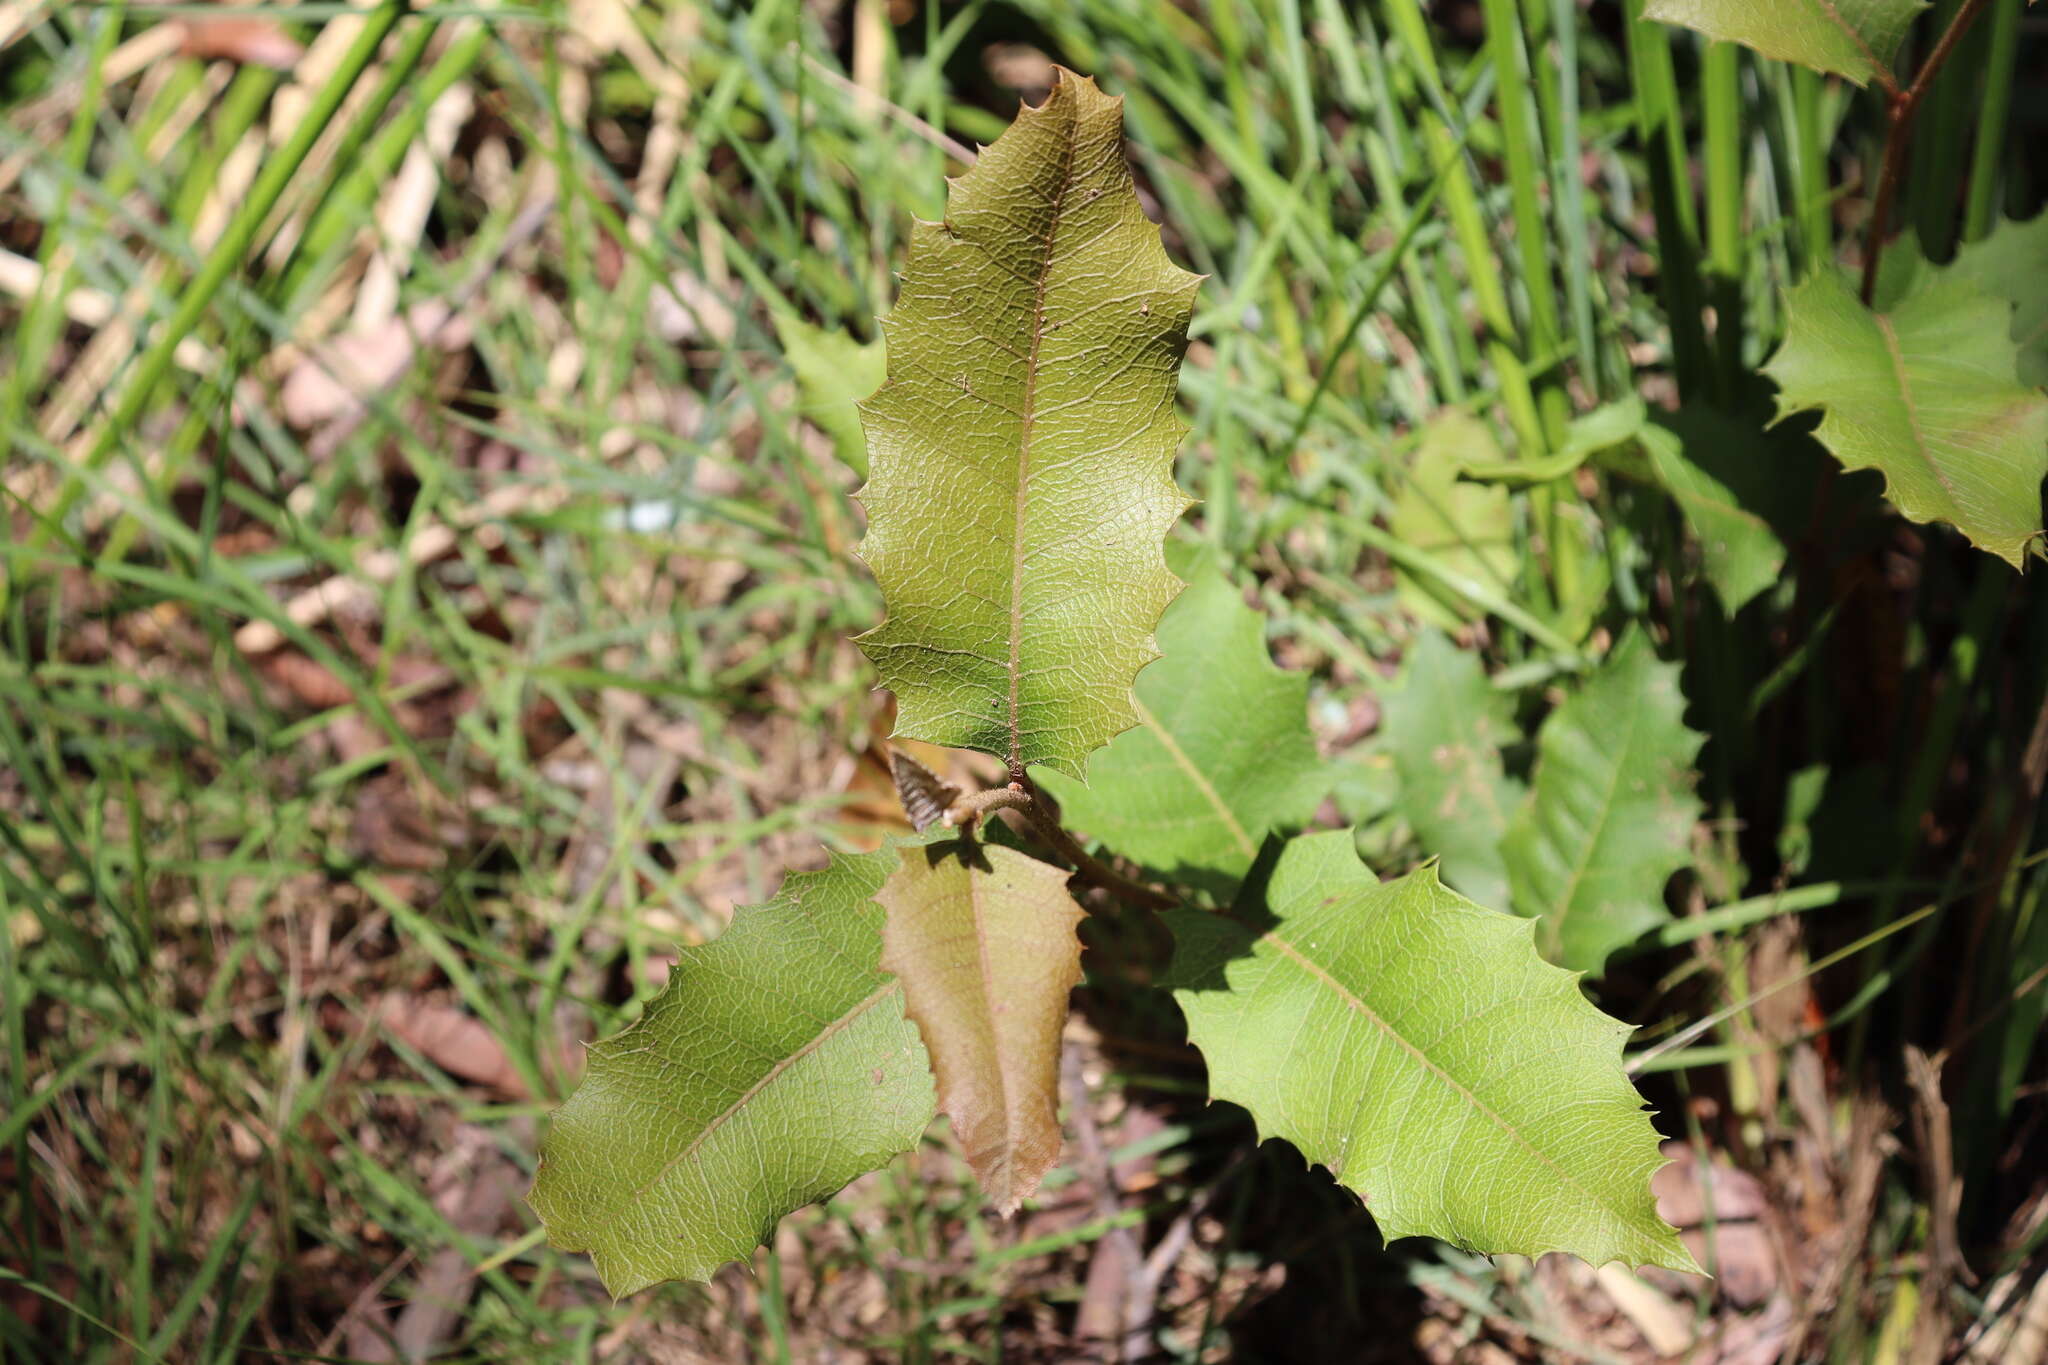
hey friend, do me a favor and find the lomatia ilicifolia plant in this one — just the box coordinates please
[532,0,2048,1296]
[529,71,1696,1296]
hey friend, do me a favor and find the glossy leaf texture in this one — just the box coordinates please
[1033,553,1326,892]
[1165,831,1694,1272]
[775,314,886,477]
[529,849,935,1296]
[1641,0,1927,87]
[1382,632,1524,910]
[1501,629,1705,973]
[1766,266,2048,568]
[856,69,1201,778]
[876,839,1085,1213]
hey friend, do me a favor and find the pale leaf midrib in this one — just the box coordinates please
[626,981,900,1205]
[1256,928,1624,1218]
[1005,98,1082,771]
[1540,682,1645,957]
[965,859,1019,1192]
[1131,693,1257,859]
[1875,311,1965,505]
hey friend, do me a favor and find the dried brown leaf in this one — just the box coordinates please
[176,17,305,70]
[877,841,1084,1213]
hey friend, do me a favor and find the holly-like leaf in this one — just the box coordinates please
[1164,831,1694,1272]
[1876,211,2048,389]
[876,839,1085,1212]
[1033,554,1326,891]
[1501,629,1705,972]
[1382,632,1523,909]
[1389,412,1517,630]
[856,70,1201,778]
[775,314,887,477]
[530,849,935,1296]
[1641,0,1928,88]
[1766,267,2048,568]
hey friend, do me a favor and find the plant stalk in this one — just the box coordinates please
[1860,0,1993,302]
[948,785,1177,912]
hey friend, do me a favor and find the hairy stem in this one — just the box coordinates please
[1861,0,1993,303]
[947,784,1177,911]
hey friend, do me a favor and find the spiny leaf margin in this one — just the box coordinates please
[529,848,935,1296]
[1033,551,1326,889]
[876,839,1084,1213]
[1501,627,1705,972]
[1765,266,2048,569]
[1164,831,1695,1272]
[855,68,1202,778]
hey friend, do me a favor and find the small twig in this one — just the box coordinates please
[1861,0,1993,303]
[944,782,1177,911]
[1905,1047,1967,1364]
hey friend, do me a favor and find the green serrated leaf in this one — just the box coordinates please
[529,849,934,1295]
[1501,628,1705,972]
[1382,632,1524,909]
[1641,0,1927,88]
[876,840,1083,1213]
[1033,556,1326,890]
[1164,831,1693,1272]
[856,70,1201,778]
[1766,267,2048,568]
[1875,212,2048,389]
[775,314,887,477]
[1390,412,1517,630]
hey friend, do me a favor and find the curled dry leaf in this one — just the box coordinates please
[381,999,532,1099]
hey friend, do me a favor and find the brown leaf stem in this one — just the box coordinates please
[945,783,1177,912]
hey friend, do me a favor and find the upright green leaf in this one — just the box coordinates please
[775,314,887,476]
[1382,632,1523,909]
[877,840,1085,1213]
[1165,831,1693,1272]
[1502,629,1704,972]
[1389,412,1517,630]
[1766,267,2048,568]
[1033,555,1325,890]
[530,850,935,1296]
[857,70,1201,778]
[1641,0,1928,88]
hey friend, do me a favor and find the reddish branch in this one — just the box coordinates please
[1860,0,1994,303]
